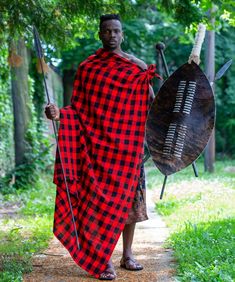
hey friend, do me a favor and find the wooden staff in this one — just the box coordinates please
[33,26,80,250]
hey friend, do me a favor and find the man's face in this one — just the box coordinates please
[99,19,123,50]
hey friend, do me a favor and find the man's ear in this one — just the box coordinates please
[98,31,101,40]
[122,32,124,42]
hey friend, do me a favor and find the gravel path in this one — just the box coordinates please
[23,191,175,281]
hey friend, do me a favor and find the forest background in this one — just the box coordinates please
[0,0,234,191]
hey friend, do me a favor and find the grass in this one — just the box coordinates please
[1,158,234,281]
[0,175,56,281]
[146,157,235,282]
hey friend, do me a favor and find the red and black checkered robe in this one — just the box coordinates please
[53,48,159,278]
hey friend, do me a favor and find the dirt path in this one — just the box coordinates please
[23,191,175,281]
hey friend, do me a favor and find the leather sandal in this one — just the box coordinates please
[99,264,116,280]
[120,257,143,271]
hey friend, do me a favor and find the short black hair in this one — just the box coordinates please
[99,14,121,29]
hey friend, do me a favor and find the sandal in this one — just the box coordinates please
[99,263,116,280]
[120,257,143,271]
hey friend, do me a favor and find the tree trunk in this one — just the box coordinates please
[204,19,215,172]
[10,39,30,167]
[63,69,75,106]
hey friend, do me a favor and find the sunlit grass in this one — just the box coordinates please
[0,175,56,281]
[146,158,235,281]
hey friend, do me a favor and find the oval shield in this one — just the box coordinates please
[146,62,215,176]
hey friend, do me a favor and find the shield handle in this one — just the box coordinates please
[188,24,206,65]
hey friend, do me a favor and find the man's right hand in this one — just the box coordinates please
[45,103,60,121]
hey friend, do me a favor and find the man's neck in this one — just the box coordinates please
[103,46,122,55]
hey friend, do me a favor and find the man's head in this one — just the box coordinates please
[99,14,123,51]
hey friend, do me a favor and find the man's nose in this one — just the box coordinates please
[110,31,116,37]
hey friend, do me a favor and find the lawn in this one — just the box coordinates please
[146,158,235,282]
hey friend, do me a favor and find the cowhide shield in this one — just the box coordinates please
[146,62,215,176]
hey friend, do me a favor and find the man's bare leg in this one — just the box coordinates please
[122,223,136,258]
[121,223,143,270]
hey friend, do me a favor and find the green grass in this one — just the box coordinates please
[170,219,235,282]
[0,175,56,281]
[146,158,235,282]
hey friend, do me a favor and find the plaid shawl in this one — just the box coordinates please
[53,48,158,278]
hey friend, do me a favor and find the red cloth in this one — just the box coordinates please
[53,48,159,278]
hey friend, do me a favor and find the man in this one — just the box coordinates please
[45,14,159,280]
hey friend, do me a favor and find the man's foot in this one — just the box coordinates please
[120,257,143,271]
[99,261,116,280]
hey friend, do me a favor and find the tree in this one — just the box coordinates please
[204,7,216,172]
[10,39,31,167]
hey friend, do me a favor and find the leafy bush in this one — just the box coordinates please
[0,45,14,177]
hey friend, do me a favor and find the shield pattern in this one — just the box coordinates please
[146,62,215,176]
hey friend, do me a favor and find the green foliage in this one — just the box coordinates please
[156,0,235,27]
[59,9,192,80]
[0,175,55,280]
[59,35,101,70]
[29,60,45,121]
[174,0,204,26]
[215,24,235,156]
[0,74,53,192]
[0,0,134,49]
[122,9,192,78]
[0,254,32,281]
[0,44,14,177]
[12,122,53,190]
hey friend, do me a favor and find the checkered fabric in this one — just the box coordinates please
[53,48,159,278]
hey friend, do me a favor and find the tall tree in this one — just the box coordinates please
[10,39,31,167]
[204,7,216,172]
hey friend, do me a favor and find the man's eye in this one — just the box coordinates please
[102,29,121,35]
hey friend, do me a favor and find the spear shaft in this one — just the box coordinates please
[33,26,80,250]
